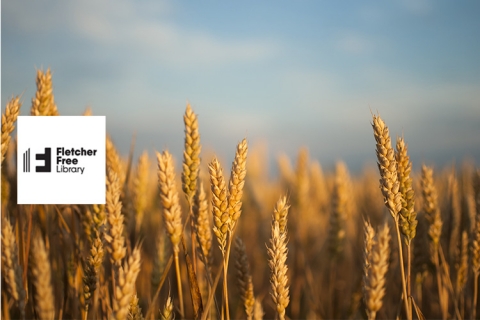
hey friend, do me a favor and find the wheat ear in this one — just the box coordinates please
[105,170,126,266]
[227,138,248,231]
[396,137,417,243]
[472,169,480,320]
[209,157,229,255]
[133,151,150,234]
[194,181,212,267]
[112,247,142,320]
[127,294,144,320]
[1,96,21,165]
[106,136,126,188]
[253,299,264,320]
[364,223,390,320]
[157,150,184,317]
[31,68,59,116]
[328,161,349,258]
[83,233,104,313]
[456,231,468,298]
[234,237,256,320]
[395,137,417,315]
[182,103,201,203]
[273,195,290,235]
[1,217,26,318]
[420,165,442,259]
[161,296,174,320]
[157,150,183,252]
[371,114,409,319]
[363,220,376,290]
[420,164,446,318]
[30,233,55,320]
[219,138,248,320]
[151,232,169,297]
[268,218,290,320]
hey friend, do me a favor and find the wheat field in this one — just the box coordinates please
[1,69,480,320]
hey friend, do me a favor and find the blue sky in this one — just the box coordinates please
[2,0,480,173]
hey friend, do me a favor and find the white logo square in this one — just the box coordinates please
[17,116,106,204]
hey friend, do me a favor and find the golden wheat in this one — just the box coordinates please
[1,96,21,165]
[1,217,26,318]
[4,69,480,320]
[30,232,55,320]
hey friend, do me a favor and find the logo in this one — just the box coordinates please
[23,147,52,173]
[17,116,106,204]
[23,148,30,172]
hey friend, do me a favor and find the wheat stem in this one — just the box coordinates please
[372,114,410,320]
[174,253,185,318]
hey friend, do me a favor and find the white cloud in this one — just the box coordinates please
[4,0,279,69]
[68,0,278,68]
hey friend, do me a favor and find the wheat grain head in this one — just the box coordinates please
[31,68,59,116]
[268,220,289,320]
[234,237,255,320]
[157,150,183,253]
[182,103,201,203]
[1,217,26,318]
[372,114,402,220]
[227,138,248,231]
[395,137,417,243]
[113,247,142,320]
[1,96,21,165]
[209,157,229,255]
[105,170,126,266]
[30,232,55,320]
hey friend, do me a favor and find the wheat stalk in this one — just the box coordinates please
[372,115,402,219]
[182,103,201,203]
[363,220,376,287]
[83,233,105,313]
[105,170,126,266]
[420,164,447,319]
[83,233,104,301]
[1,96,21,165]
[112,247,142,320]
[1,217,26,319]
[268,218,290,320]
[395,137,417,315]
[133,151,150,234]
[31,68,59,116]
[448,173,461,262]
[294,147,309,211]
[328,161,350,258]
[151,232,169,297]
[371,114,410,319]
[472,169,480,320]
[456,231,469,298]
[227,138,248,231]
[234,237,255,320]
[194,181,212,267]
[156,150,184,317]
[30,232,55,320]
[364,223,390,320]
[209,157,229,255]
[273,195,290,235]
[421,165,443,258]
[157,150,183,252]
[106,136,126,189]
[395,137,417,243]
